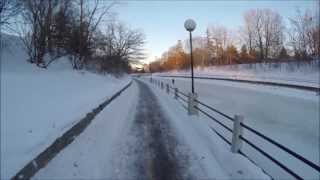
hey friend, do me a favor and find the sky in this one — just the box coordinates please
[113,0,317,64]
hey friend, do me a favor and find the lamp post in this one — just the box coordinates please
[184,19,196,93]
[184,19,198,115]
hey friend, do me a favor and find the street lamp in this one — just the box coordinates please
[184,19,196,93]
[184,19,198,115]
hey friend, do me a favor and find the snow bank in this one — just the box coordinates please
[33,81,138,179]
[156,60,320,88]
[0,33,130,179]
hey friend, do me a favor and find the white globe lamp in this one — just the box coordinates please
[184,19,196,32]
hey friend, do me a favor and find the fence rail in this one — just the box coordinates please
[148,77,320,180]
[195,99,234,122]
[239,135,303,180]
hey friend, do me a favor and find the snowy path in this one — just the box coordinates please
[33,79,267,179]
[33,80,199,179]
[119,80,194,179]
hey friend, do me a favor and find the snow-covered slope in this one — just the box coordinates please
[157,61,320,88]
[0,34,130,179]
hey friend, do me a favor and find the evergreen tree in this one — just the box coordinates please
[278,46,289,59]
[226,45,239,64]
[239,45,249,62]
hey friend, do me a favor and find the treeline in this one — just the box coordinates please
[0,0,145,75]
[150,8,319,72]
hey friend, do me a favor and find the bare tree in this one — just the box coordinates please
[191,36,210,67]
[242,11,255,53]
[205,28,214,65]
[206,25,229,64]
[94,21,145,74]
[21,0,56,67]
[50,0,74,55]
[242,9,284,60]
[104,21,145,61]
[288,8,319,59]
[0,0,20,27]
[262,9,284,59]
[18,0,77,68]
[69,0,117,69]
[243,9,263,60]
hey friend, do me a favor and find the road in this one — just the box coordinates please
[153,76,319,178]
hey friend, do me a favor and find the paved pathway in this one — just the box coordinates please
[127,79,192,179]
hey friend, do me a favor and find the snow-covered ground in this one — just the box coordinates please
[146,79,270,179]
[156,61,320,88]
[0,34,130,179]
[33,79,269,179]
[33,80,139,179]
[150,76,319,179]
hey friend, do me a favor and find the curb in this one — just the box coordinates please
[12,80,133,180]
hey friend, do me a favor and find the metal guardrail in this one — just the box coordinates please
[148,77,320,180]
